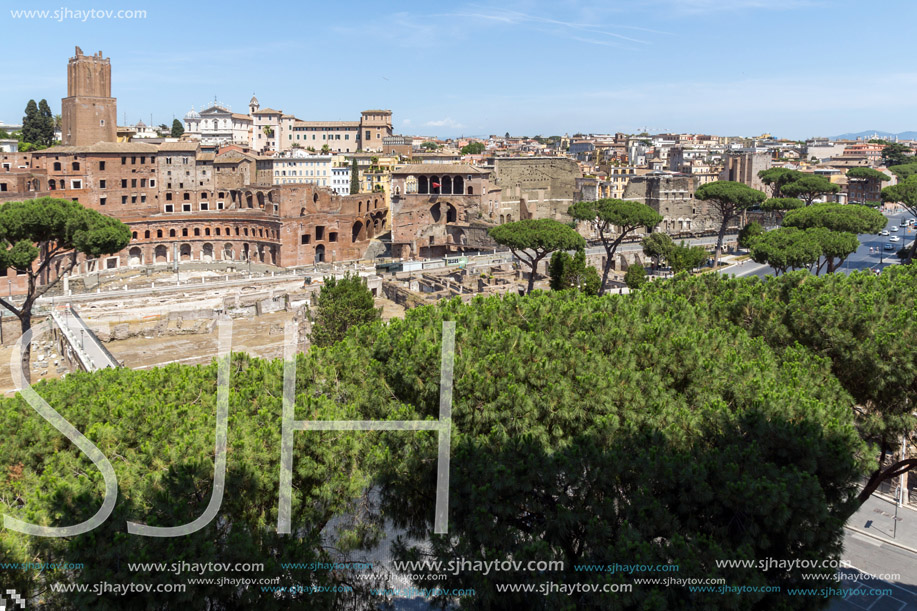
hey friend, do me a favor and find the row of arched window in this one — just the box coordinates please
[131,225,280,240]
[356,199,381,213]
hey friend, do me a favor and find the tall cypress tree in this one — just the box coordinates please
[349,158,359,195]
[171,119,184,138]
[37,99,54,146]
[21,99,41,145]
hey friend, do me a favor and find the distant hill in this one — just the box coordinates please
[831,130,917,141]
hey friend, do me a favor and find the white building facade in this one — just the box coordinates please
[272,151,333,187]
[184,102,252,147]
[331,165,352,195]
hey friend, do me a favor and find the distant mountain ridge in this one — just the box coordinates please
[830,130,917,141]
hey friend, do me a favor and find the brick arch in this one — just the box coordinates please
[352,220,365,242]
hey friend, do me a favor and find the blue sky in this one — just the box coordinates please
[2,0,914,139]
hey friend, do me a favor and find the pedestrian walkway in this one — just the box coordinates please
[831,493,917,610]
[49,304,119,372]
[850,493,917,551]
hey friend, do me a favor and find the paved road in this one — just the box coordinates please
[723,210,916,280]
[828,495,917,609]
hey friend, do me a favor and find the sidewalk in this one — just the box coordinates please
[846,493,917,552]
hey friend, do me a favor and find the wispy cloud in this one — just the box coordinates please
[425,118,464,129]
[648,0,821,14]
[440,5,660,46]
[346,3,666,50]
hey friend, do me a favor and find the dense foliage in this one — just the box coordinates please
[738,221,765,249]
[846,167,890,183]
[778,203,885,273]
[308,273,381,347]
[349,158,360,195]
[758,168,804,198]
[368,289,865,610]
[643,267,917,503]
[548,249,600,295]
[887,162,917,181]
[460,142,485,155]
[779,176,840,206]
[881,143,913,167]
[761,197,804,213]
[5,267,917,609]
[623,263,647,289]
[20,99,54,147]
[0,357,387,609]
[668,240,708,273]
[748,227,821,275]
[641,232,674,268]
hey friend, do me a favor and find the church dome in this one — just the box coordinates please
[184,106,200,119]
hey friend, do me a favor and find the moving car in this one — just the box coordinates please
[884,242,895,250]
[880,230,890,236]
[891,225,899,232]
[890,236,900,242]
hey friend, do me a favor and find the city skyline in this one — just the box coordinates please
[2,0,915,139]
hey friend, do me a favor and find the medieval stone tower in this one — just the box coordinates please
[61,46,117,146]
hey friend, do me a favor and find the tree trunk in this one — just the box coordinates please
[19,313,31,386]
[856,458,917,509]
[598,247,612,297]
[525,255,542,294]
[713,220,728,270]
